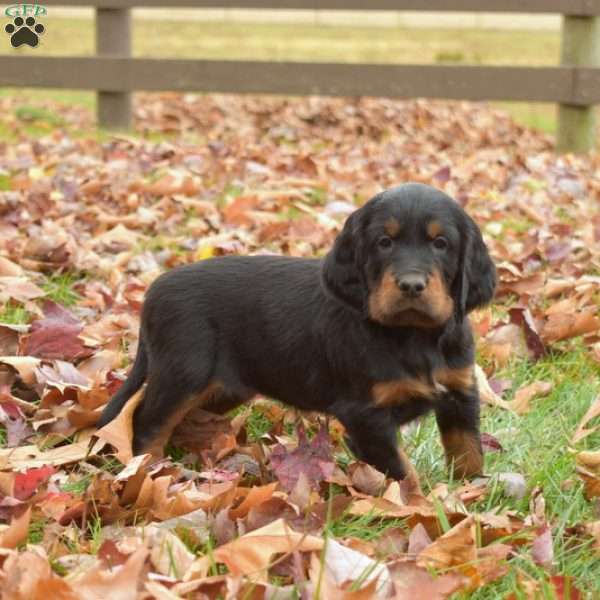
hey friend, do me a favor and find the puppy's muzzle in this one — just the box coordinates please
[395,272,429,299]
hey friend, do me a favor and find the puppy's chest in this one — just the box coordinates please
[369,351,474,408]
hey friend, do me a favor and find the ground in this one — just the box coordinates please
[0,90,599,597]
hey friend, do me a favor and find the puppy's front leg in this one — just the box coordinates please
[434,387,483,479]
[334,404,421,491]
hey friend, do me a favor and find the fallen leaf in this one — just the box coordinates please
[417,516,477,570]
[270,423,335,491]
[0,436,105,469]
[69,545,149,600]
[0,507,31,549]
[95,388,144,464]
[542,308,600,344]
[572,394,600,443]
[22,301,92,360]
[508,381,553,415]
[531,524,554,569]
[213,518,323,579]
[14,465,56,500]
[389,560,466,599]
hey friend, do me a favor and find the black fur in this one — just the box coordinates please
[98,183,496,481]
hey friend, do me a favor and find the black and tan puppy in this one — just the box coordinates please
[98,183,496,483]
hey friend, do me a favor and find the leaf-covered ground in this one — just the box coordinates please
[0,94,599,599]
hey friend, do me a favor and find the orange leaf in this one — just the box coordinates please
[213,518,323,579]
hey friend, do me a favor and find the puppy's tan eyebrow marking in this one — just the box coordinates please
[427,220,443,239]
[384,217,401,237]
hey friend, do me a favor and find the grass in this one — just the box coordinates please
[0,17,565,134]
[41,273,82,307]
[398,344,600,597]
[0,304,30,324]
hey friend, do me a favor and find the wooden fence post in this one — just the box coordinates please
[96,8,132,130]
[557,15,600,153]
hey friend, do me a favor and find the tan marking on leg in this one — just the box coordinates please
[434,366,474,393]
[441,429,483,479]
[427,220,443,239]
[384,217,401,237]
[421,268,454,325]
[141,382,223,459]
[372,378,434,407]
[398,447,422,495]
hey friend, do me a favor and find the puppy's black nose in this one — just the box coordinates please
[398,273,427,297]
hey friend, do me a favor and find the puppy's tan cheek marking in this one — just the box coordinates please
[422,268,454,324]
[140,382,223,459]
[368,269,402,324]
[441,429,483,479]
[372,378,434,407]
[384,217,401,237]
[427,220,443,239]
[434,366,474,393]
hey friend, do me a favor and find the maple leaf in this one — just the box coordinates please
[14,465,56,500]
[21,300,92,360]
[269,423,335,491]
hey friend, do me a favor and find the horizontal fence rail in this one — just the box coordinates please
[0,2,599,152]
[38,1,600,16]
[2,57,599,105]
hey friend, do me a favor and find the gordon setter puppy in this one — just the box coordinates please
[98,183,496,483]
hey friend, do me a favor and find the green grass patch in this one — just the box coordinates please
[0,304,31,324]
[326,510,405,542]
[41,273,83,307]
[403,345,600,596]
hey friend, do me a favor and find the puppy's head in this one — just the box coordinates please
[321,183,496,328]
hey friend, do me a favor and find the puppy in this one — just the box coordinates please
[98,183,496,482]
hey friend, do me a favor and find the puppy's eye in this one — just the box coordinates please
[377,236,393,250]
[432,236,448,250]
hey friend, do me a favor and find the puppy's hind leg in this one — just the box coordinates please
[132,374,221,459]
[97,334,148,428]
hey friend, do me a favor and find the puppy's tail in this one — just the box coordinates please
[97,334,148,428]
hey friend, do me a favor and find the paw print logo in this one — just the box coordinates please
[5,16,44,48]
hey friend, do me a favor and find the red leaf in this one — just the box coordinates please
[269,423,335,491]
[549,575,583,600]
[481,432,504,453]
[14,465,56,500]
[21,300,92,360]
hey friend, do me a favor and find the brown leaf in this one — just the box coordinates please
[417,516,477,570]
[0,436,105,469]
[508,381,553,415]
[0,276,45,302]
[95,388,144,464]
[542,308,600,344]
[213,518,323,578]
[389,560,466,599]
[22,301,92,360]
[407,523,432,555]
[349,463,386,496]
[0,507,31,548]
[572,394,600,443]
[70,546,149,600]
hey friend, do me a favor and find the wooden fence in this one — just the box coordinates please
[0,1,599,152]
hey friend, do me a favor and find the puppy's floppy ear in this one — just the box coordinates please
[321,208,367,312]
[452,214,496,323]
